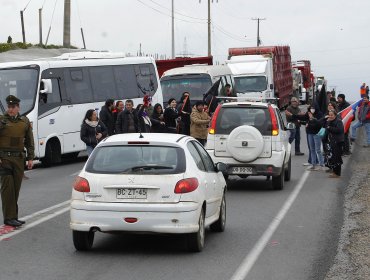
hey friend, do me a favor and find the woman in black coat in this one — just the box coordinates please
[324,109,344,177]
[80,109,108,156]
[164,98,179,133]
[151,103,166,133]
[177,92,191,135]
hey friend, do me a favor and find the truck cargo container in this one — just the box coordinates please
[155,56,213,78]
[292,60,313,104]
[227,46,293,109]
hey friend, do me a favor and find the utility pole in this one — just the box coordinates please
[20,10,26,44]
[39,8,43,46]
[252,18,266,47]
[63,0,71,48]
[171,0,175,58]
[199,0,218,56]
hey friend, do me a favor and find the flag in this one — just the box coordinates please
[203,78,222,114]
[339,99,362,133]
[316,84,328,115]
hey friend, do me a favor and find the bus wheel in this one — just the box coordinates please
[42,140,61,167]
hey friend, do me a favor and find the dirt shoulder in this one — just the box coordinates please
[325,131,370,279]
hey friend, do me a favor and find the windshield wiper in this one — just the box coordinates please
[121,164,173,173]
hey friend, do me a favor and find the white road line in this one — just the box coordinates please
[230,171,310,280]
[19,200,70,221]
[0,206,70,241]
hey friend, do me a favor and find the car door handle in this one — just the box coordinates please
[219,137,227,140]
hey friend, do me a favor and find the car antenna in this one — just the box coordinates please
[139,131,144,138]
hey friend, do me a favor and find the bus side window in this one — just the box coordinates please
[64,68,93,104]
[38,78,62,115]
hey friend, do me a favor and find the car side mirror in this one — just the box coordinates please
[40,79,52,94]
[215,162,228,173]
[286,122,296,130]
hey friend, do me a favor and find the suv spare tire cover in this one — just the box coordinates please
[226,125,264,162]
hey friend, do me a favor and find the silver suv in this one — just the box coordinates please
[205,101,294,190]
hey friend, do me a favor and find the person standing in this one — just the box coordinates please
[164,98,179,133]
[151,103,166,133]
[113,100,124,125]
[80,109,108,156]
[351,95,370,147]
[324,110,345,177]
[190,101,211,146]
[136,104,152,133]
[360,83,367,98]
[99,98,115,136]
[337,94,351,155]
[177,92,191,135]
[115,100,139,134]
[0,95,34,227]
[285,97,304,155]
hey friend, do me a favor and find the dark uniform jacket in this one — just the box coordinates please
[80,120,108,148]
[0,113,35,160]
[99,105,115,136]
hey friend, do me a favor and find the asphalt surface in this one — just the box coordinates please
[0,130,349,280]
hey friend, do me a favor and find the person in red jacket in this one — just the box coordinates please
[351,95,370,147]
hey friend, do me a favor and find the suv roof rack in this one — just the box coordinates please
[215,96,279,103]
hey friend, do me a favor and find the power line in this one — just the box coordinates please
[147,0,207,21]
[23,0,33,11]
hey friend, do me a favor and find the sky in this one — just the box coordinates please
[1,0,370,102]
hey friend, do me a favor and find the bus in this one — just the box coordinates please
[0,52,163,166]
[160,64,234,107]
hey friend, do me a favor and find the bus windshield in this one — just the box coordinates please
[160,75,212,103]
[234,76,267,93]
[0,68,39,114]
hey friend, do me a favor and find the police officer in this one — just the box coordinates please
[0,95,34,227]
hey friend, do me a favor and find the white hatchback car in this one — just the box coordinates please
[206,101,294,190]
[70,133,227,252]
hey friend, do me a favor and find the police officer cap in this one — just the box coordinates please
[6,95,20,105]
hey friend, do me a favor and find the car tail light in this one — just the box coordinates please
[174,178,199,194]
[73,176,90,193]
[124,217,138,223]
[208,105,222,134]
[268,105,279,136]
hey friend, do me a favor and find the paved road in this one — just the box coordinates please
[0,133,349,280]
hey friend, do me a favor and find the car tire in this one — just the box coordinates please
[210,193,226,232]
[226,126,264,162]
[272,169,285,190]
[73,230,94,251]
[187,208,205,252]
[284,154,292,181]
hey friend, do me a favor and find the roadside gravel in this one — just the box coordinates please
[325,130,370,280]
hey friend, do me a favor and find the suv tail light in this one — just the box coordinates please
[73,176,90,193]
[268,105,279,136]
[174,178,199,194]
[208,105,222,134]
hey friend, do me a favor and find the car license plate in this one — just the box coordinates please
[116,188,147,199]
[230,167,253,174]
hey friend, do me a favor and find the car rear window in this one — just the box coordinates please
[215,106,272,135]
[85,145,186,174]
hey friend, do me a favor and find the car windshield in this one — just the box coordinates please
[161,75,212,103]
[215,106,272,135]
[85,145,186,174]
[0,67,39,114]
[234,76,267,93]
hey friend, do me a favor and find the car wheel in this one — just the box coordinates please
[73,230,94,251]
[284,154,292,181]
[187,208,205,252]
[272,169,285,190]
[210,193,226,232]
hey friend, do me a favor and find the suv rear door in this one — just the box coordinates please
[213,105,272,160]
